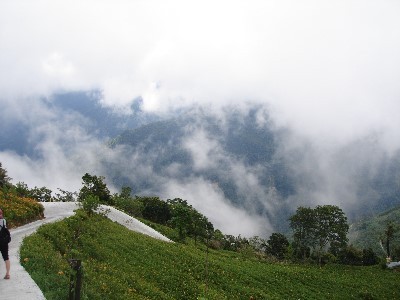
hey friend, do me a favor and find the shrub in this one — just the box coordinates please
[338,245,363,266]
[79,194,100,217]
[0,190,44,227]
[362,248,379,266]
[265,233,289,260]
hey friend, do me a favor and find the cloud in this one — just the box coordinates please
[162,177,270,236]
[1,0,400,235]
[0,98,118,193]
[1,0,399,138]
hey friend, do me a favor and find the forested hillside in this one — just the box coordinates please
[349,206,400,255]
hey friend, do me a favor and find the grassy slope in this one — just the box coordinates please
[20,211,399,300]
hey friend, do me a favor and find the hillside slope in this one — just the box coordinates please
[349,206,400,254]
[20,212,400,299]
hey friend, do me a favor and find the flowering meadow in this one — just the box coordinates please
[0,190,44,227]
[20,210,400,300]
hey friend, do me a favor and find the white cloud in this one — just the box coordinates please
[42,53,75,77]
[183,129,221,171]
[1,0,399,139]
[163,177,270,236]
[1,0,400,235]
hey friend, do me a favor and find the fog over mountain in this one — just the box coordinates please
[1,1,400,236]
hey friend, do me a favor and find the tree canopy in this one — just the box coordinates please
[289,205,349,263]
[0,162,11,188]
[265,232,289,260]
[78,173,113,205]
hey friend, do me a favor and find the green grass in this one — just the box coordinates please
[20,211,400,300]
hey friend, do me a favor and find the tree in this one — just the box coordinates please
[168,198,193,241]
[141,196,171,224]
[221,235,237,251]
[191,210,213,245]
[392,246,400,261]
[337,245,363,265]
[14,182,54,202]
[289,206,316,259]
[14,182,31,198]
[53,188,77,202]
[383,222,395,259]
[362,248,379,266]
[289,205,349,264]
[265,233,289,260]
[249,236,267,252]
[0,162,11,188]
[80,194,100,216]
[29,186,53,202]
[313,205,349,265]
[113,187,144,217]
[78,173,113,205]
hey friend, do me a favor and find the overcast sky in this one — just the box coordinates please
[1,0,400,236]
[2,0,400,142]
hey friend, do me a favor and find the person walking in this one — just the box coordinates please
[0,208,10,279]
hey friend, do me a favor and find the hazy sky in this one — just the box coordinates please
[1,0,399,142]
[1,0,400,236]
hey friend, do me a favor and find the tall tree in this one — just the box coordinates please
[313,205,349,265]
[265,233,289,260]
[383,222,395,258]
[289,205,349,264]
[78,173,113,205]
[168,198,193,241]
[141,196,171,224]
[289,206,316,259]
[0,162,11,188]
[191,210,213,245]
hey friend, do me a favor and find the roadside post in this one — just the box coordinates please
[68,259,83,300]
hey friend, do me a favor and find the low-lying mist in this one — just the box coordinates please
[1,94,399,237]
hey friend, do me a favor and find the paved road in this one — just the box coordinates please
[0,202,171,300]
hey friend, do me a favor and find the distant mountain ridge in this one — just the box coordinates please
[108,108,296,231]
[2,91,400,234]
[109,108,400,232]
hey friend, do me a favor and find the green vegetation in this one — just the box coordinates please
[79,173,113,206]
[349,206,400,259]
[1,160,399,299]
[20,211,400,300]
[289,205,349,265]
[0,162,44,227]
[0,190,44,228]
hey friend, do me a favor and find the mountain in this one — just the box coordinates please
[46,91,159,138]
[108,108,295,224]
[349,206,400,254]
[2,91,400,235]
[108,107,400,233]
[0,91,159,156]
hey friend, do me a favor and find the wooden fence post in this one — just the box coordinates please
[68,259,83,300]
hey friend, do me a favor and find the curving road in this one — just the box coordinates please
[0,202,171,300]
